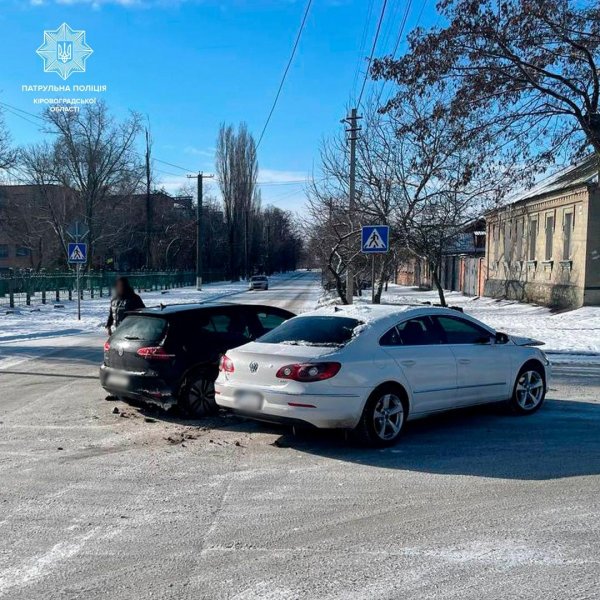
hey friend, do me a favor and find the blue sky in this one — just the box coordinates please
[0,0,438,211]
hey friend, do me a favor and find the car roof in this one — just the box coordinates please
[134,302,290,316]
[292,304,493,333]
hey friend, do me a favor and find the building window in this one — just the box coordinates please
[528,217,538,261]
[15,246,31,257]
[0,244,8,259]
[563,211,573,260]
[516,218,524,260]
[504,220,511,261]
[493,224,499,262]
[545,214,554,261]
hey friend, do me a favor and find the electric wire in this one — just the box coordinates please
[256,0,313,150]
[356,0,389,109]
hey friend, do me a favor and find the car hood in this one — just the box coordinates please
[510,335,545,347]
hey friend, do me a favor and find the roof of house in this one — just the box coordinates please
[488,155,598,215]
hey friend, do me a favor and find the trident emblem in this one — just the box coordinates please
[57,41,73,63]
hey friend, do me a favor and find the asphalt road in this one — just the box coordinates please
[0,273,598,600]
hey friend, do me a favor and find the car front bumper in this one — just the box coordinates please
[99,365,177,408]
[215,381,365,429]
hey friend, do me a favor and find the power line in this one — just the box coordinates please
[154,157,196,172]
[0,100,200,174]
[142,167,311,188]
[356,0,389,109]
[390,0,415,58]
[0,100,313,188]
[374,0,414,107]
[256,0,313,150]
[352,0,376,100]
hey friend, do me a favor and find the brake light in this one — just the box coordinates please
[103,340,110,352]
[136,346,175,360]
[276,362,341,382]
[219,355,235,373]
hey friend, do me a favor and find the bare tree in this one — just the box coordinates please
[44,102,143,268]
[0,110,16,172]
[17,143,74,260]
[215,122,259,280]
[372,0,600,180]
[308,87,512,306]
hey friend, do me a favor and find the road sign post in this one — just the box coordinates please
[66,223,89,321]
[361,225,390,304]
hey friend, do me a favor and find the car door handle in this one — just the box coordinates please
[400,360,416,367]
[458,358,471,364]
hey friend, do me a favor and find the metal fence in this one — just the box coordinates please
[0,270,225,308]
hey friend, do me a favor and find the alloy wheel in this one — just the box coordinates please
[372,393,404,441]
[187,378,216,416]
[515,370,544,410]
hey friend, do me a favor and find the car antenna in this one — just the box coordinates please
[160,302,166,310]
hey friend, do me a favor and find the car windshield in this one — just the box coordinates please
[112,315,167,342]
[257,316,362,347]
[251,276,266,281]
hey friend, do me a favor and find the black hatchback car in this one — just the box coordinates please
[100,302,294,417]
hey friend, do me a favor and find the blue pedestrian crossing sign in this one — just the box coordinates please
[361,225,389,254]
[67,242,87,264]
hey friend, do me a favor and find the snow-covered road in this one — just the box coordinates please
[0,271,321,343]
[0,271,321,369]
[0,271,598,600]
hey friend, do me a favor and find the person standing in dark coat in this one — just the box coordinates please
[106,277,145,335]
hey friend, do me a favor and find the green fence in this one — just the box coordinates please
[0,271,219,308]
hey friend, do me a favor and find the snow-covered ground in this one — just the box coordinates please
[2,273,599,364]
[320,284,600,363]
[0,275,280,343]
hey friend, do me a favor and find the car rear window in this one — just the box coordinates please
[112,315,167,342]
[257,316,362,347]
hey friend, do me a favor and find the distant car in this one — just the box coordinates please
[100,303,294,417]
[215,305,550,446]
[249,275,269,291]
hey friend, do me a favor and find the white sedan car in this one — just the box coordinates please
[215,305,550,446]
[249,275,269,291]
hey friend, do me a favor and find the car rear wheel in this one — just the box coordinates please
[179,372,218,418]
[508,364,546,414]
[352,385,406,446]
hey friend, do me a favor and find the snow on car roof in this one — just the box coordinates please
[297,303,460,328]
[293,303,488,341]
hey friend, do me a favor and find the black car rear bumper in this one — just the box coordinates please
[99,365,178,408]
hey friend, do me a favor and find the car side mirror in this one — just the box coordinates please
[495,331,509,345]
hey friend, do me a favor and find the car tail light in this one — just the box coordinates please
[103,340,110,352]
[136,346,175,360]
[276,362,341,382]
[219,355,235,373]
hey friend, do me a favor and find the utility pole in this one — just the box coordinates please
[342,108,361,304]
[244,208,249,280]
[187,172,214,290]
[145,128,152,269]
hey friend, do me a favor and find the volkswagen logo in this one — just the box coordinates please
[118,348,124,357]
[249,361,259,373]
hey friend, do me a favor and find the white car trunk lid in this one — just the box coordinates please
[224,342,334,386]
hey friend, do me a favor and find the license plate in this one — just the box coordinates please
[107,373,129,388]
[235,391,263,411]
